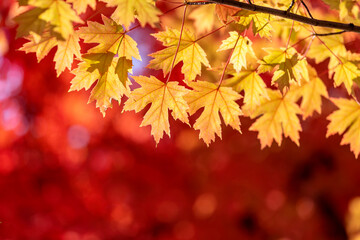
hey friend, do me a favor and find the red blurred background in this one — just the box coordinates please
[1,1,360,239]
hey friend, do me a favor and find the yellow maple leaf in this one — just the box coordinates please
[287,66,328,119]
[339,0,359,20]
[70,53,131,116]
[14,7,47,39]
[189,4,216,34]
[124,76,190,144]
[20,31,81,76]
[308,35,346,70]
[250,89,302,148]
[258,47,309,91]
[236,10,273,38]
[54,33,81,76]
[148,28,210,82]
[333,61,360,95]
[70,61,99,91]
[327,98,360,158]
[99,0,160,29]
[223,68,269,115]
[20,32,57,62]
[67,0,96,14]
[217,31,256,72]
[77,15,141,60]
[185,81,242,146]
[29,0,83,40]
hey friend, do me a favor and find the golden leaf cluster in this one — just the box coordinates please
[14,0,360,157]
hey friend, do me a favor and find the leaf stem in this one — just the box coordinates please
[166,4,188,83]
[218,31,242,88]
[195,20,234,42]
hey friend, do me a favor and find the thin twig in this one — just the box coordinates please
[166,5,188,83]
[314,30,346,36]
[300,0,313,19]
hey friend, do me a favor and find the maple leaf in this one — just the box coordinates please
[189,4,216,34]
[99,0,160,29]
[217,31,256,72]
[236,10,273,38]
[185,81,242,146]
[77,15,141,60]
[67,0,96,14]
[124,76,190,144]
[327,98,360,158]
[339,0,358,20]
[215,4,239,24]
[28,0,83,40]
[308,35,347,70]
[249,89,302,148]
[258,47,309,91]
[148,28,210,82]
[223,68,269,115]
[14,7,47,39]
[20,32,57,62]
[20,31,81,76]
[332,61,360,95]
[54,33,81,76]
[287,66,328,119]
[70,53,131,116]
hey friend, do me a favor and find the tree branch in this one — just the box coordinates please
[187,0,360,33]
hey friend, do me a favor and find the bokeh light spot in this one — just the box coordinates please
[67,125,90,149]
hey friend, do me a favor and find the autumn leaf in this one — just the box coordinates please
[124,76,190,144]
[327,98,360,158]
[67,0,96,14]
[189,4,216,34]
[70,53,131,116]
[54,33,81,76]
[148,28,210,82]
[236,10,273,38]
[215,4,239,24]
[339,0,358,20]
[287,66,328,119]
[223,68,269,115]
[332,61,360,95]
[99,0,160,28]
[29,0,83,39]
[217,31,256,72]
[308,35,346,70]
[185,81,242,146]
[20,31,81,76]
[20,32,57,62]
[77,15,141,60]
[250,89,302,148]
[258,47,309,91]
[69,61,99,91]
[14,7,47,39]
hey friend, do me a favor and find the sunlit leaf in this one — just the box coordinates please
[250,89,302,148]
[148,28,210,82]
[327,98,360,158]
[217,31,256,72]
[99,0,160,28]
[124,76,190,144]
[185,81,242,146]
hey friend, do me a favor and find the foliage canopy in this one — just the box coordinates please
[12,0,360,157]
